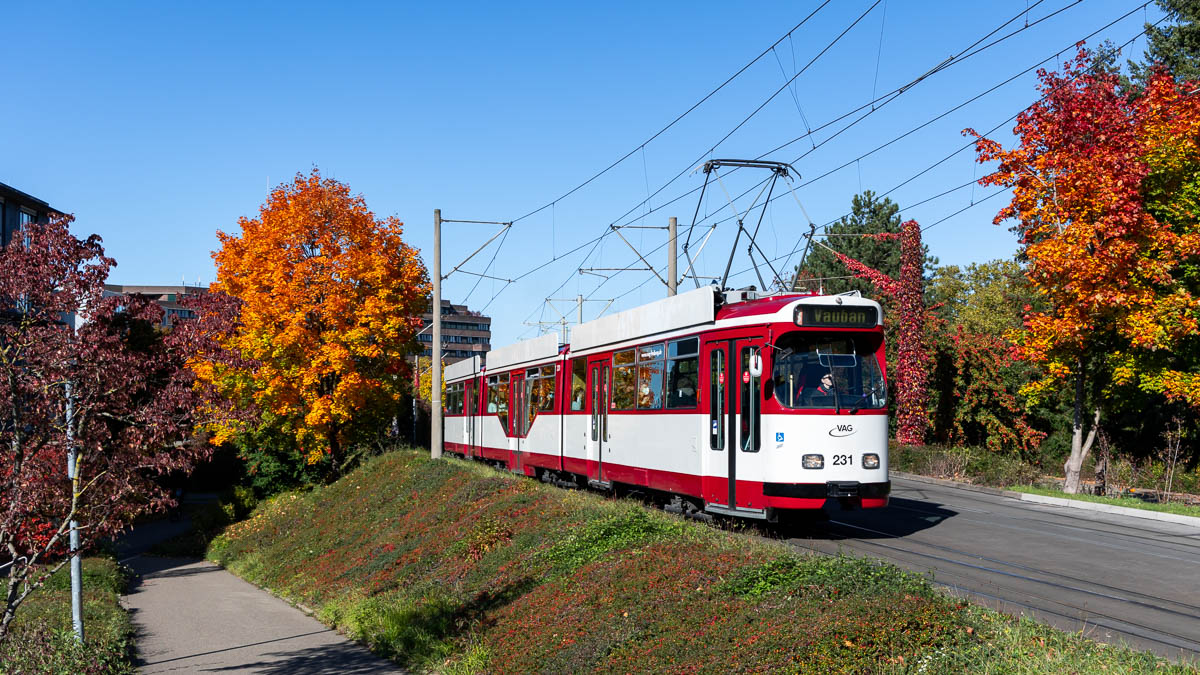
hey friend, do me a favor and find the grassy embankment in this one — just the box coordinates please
[207,448,1193,673]
[0,556,135,674]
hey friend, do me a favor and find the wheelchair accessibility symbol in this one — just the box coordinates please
[775,432,785,442]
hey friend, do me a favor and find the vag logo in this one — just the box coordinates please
[828,424,855,437]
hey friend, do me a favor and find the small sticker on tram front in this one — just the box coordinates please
[775,432,784,442]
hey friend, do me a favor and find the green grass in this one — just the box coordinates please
[206,448,1197,673]
[1011,484,1200,518]
[0,556,136,674]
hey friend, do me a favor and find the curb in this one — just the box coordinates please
[892,471,1200,528]
[891,471,1022,499]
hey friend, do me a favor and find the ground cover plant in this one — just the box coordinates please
[205,448,1195,673]
[0,556,134,674]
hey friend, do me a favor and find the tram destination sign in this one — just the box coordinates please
[794,304,878,328]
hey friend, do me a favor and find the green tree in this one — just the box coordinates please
[793,191,902,296]
[1131,0,1200,85]
[925,260,1047,456]
[927,260,1026,338]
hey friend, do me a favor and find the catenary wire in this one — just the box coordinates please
[484,1,1147,332]
[507,0,835,225]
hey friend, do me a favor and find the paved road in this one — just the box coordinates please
[119,520,402,674]
[784,477,1200,662]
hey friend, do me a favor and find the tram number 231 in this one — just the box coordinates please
[831,454,853,466]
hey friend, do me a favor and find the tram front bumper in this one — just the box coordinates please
[763,480,891,499]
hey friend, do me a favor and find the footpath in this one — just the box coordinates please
[117,512,402,674]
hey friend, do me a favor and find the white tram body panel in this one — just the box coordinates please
[443,287,891,518]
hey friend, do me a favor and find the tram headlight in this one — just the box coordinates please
[862,453,880,469]
[802,454,824,470]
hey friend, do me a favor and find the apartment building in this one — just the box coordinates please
[1,181,60,249]
[418,300,491,364]
[103,284,208,326]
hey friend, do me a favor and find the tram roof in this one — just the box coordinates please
[571,286,717,352]
[485,332,560,371]
[445,355,482,381]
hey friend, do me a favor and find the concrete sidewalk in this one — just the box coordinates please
[119,523,402,674]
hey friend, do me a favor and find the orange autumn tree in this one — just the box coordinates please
[970,48,1200,493]
[205,170,430,476]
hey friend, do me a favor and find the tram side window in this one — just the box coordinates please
[538,365,555,412]
[488,374,510,430]
[636,343,665,410]
[612,349,636,410]
[445,383,460,414]
[570,358,587,411]
[709,349,725,450]
[523,365,556,432]
[666,337,699,409]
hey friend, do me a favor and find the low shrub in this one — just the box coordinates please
[0,557,134,674]
[894,443,1042,487]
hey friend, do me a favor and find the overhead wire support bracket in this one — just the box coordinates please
[443,221,512,281]
[454,270,514,283]
[610,225,670,288]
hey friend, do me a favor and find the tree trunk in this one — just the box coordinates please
[1063,361,1100,494]
[1,578,18,642]
[328,427,343,476]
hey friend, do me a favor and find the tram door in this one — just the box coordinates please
[511,372,526,472]
[587,358,610,485]
[461,380,472,453]
[703,335,765,510]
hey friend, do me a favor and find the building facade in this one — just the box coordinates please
[1,181,60,249]
[103,284,208,326]
[419,300,491,364]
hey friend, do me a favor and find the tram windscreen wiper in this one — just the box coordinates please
[848,383,886,414]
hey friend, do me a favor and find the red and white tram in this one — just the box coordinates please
[442,286,889,521]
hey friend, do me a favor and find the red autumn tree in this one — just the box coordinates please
[0,216,214,641]
[970,48,1200,492]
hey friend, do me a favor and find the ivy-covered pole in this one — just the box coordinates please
[823,219,929,445]
[894,220,929,445]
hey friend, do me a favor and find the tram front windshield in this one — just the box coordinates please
[771,332,886,410]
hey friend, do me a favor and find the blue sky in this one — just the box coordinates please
[2,1,1161,346]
